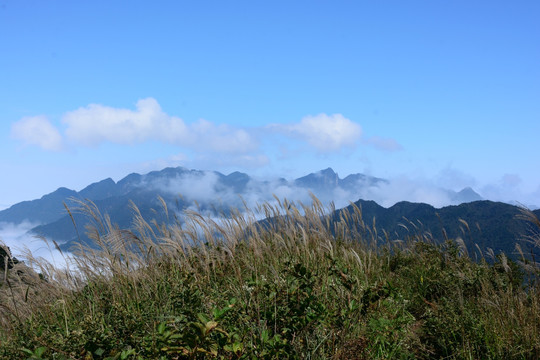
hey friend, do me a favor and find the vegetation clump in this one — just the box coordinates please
[0,197,539,359]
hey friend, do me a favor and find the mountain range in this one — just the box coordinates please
[333,199,540,262]
[2,166,537,262]
[0,167,385,243]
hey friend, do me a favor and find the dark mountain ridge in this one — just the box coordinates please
[335,199,540,262]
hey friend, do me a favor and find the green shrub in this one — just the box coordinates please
[1,198,539,359]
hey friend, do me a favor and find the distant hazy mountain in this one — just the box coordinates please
[0,187,79,225]
[447,187,483,204]
[294,167,387,192]
[0,166,497,253]
[0,167,385,228]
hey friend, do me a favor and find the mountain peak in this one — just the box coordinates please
[319,167,336,175]
[452,187,483,203]
[294,168,339,190]
[79,178,118,201]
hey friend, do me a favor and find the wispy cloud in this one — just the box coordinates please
[270,113,362,152]
[480,173,540,208]
[356,176,457,208]
[138,168,484,215]
[501,173,522,187]
[435,167,478,191]
[141,170,334,213]
[363,136,403,152]
[188,119,257,154]
[10,116,64,151]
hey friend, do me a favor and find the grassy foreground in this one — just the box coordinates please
[1,197,539,359]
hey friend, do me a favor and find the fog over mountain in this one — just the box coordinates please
[0,166,496,262]
[0,166,484,223]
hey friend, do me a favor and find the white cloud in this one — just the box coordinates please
[10,116,63,151]
[10,100,402,166]
[271,113,362,151]
[156,171,222,204]
[140,169,469,216]
[63,97,187,145]
[355,176,459,208]
[190,119,257,153]
[0,221,69,269]
[61,98,258,154]
[435,167,478,191]
[479,174,540,208]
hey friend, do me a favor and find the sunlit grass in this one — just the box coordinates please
[0,196,539,359]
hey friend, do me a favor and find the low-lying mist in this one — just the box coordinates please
[143,170,476,215]
[6,167,538,268]
[0,221,69,269]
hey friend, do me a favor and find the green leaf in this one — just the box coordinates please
[191,322,206,337]
[157,322,167,334]
[197,313,209,324]
[21,348,34,356]
[34,346,47,357]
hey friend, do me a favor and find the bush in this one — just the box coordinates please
[1,198,539,359]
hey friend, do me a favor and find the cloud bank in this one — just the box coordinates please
[63,98,258,153]
[138,169,471,219]
[10,98,400,159]
[10,98,258,155]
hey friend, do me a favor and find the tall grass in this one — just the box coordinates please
[0,196,539,359]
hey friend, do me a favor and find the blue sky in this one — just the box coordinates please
[1,0,539,208]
